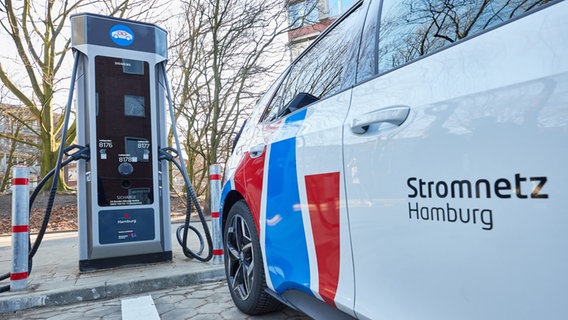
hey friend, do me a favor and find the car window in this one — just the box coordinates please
[260,70,291,122]
[257,69,290,124]
[355,0,380,83]
[261,2,364,122]
[377,0,558,74]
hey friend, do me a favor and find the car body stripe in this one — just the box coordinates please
[231,152,266,231]
[305,172,341,307]
[264,109,311,294]
[265,137,311,294]
[219,178,233,218]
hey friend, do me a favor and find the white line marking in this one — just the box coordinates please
[121,295,160,320]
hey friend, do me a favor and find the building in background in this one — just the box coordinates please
[287,0,354,60]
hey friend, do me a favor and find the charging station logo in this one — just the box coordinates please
[110,24,134,46]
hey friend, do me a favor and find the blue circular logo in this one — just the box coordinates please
[110,24,134,46]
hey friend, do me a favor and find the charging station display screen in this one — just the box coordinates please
[95,55,154,207]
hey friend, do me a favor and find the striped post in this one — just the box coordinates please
[11,166,30,291]
[209,164,223,264]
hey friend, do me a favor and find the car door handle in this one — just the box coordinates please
[249,144,265,158]
[351,105,411,134]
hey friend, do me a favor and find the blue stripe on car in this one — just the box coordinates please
[264,109,311,294]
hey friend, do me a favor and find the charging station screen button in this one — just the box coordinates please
[118,162,134,176]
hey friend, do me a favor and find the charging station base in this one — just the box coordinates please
[79,251,172,272]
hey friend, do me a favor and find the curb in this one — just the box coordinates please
[0,267,225,314]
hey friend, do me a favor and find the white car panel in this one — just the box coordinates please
[344,2,568,319]
[294,91,356,316]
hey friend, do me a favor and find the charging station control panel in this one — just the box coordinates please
[95,57,155,244]
[72,13,172,271]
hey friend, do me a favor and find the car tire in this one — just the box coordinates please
[223,200,284,315]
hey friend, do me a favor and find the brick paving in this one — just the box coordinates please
[3,280,309,320]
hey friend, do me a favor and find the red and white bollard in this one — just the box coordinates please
[11,166,30,291]
[209,164,223,264]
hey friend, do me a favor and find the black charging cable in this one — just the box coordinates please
[158,61,214,263]
[159,147,213,262]
[0,146,89,294]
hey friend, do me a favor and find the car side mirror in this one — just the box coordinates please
[278,92,319,117]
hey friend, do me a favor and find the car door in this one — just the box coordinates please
[253,3,367,317]
[344,1,568,319]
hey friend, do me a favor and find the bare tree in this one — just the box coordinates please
[0,103,38,192]
[0,0,162,189]
[167,0,295,197]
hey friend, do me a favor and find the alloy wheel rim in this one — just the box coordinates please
[226,214,255,301]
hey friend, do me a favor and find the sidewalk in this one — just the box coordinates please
[0,223,225,314]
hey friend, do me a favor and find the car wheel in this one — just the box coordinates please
[224,200,284,315]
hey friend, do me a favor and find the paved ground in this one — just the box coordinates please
[0,194,311,319]
[2,280,310,320]
[0,223,310,319]
[0,223,221,313]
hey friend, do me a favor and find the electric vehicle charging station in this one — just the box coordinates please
[71,13,172,271]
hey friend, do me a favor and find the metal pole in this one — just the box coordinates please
[209,165,224,264]
[11,166,30,291]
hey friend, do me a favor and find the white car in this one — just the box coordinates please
[220,0,568,319]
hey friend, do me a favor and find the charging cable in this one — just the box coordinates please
[159,63,213,262]
[0,51,87,293]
